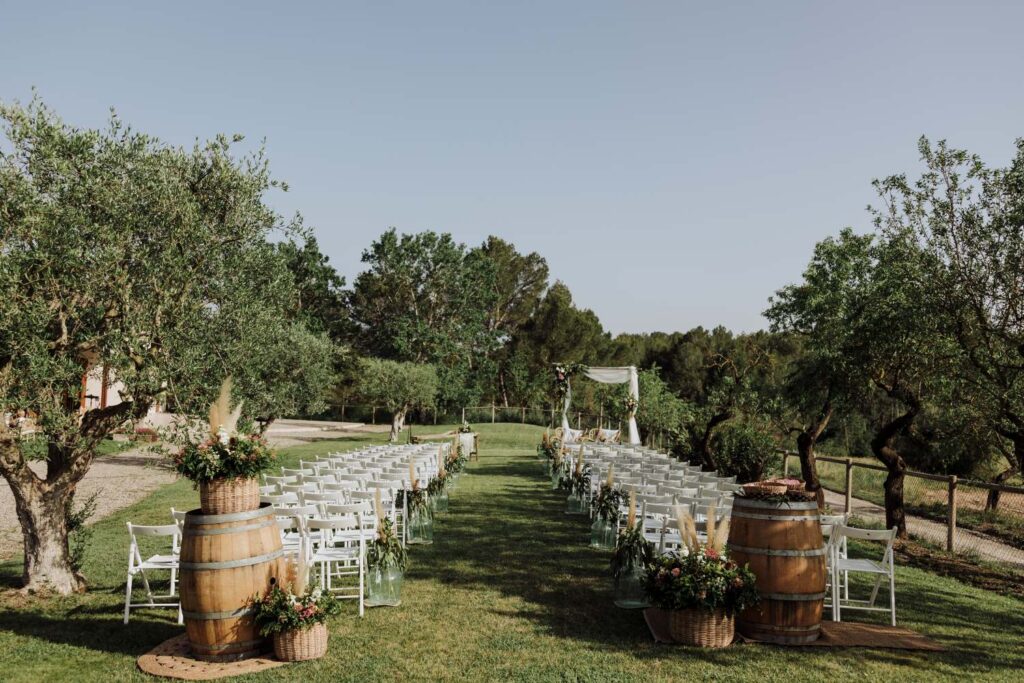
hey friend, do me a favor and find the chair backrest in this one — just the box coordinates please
[832,525,897,567]
[261,492,300,506]
[169,508,187,530]
[126,522,180,564]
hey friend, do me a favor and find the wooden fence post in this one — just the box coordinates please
[521,406,526,423]
[845,458,854,515]
[461,407,466,424]
[947,475,958,552]
[577,412,581,429]
[491,404,495,423]
[371,406,376,425]
[599,406,603,429]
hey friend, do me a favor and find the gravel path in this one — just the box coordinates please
[0,444,177,560]
[822,488,1024,567]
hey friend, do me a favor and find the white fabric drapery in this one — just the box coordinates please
[560,366,640,445]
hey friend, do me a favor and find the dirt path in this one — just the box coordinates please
[821,488,1024,567]
[0,445,177,560]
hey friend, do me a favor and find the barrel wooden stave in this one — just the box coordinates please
[180,505,286,662]
[729,497,825,644]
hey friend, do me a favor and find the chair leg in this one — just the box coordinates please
[139,568,155,606]
[170,566,177,598]
[358,559,364,618]
[868,574,883,608]
[889,570,896,626]
[124,572,134,624]
[831,563,840,622]
[177,604,184,625]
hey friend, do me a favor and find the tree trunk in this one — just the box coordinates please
[390,406,408,442]
[694,411,732,471]
[8,476,84,594]
[797,400,833,509]
[869,391,919,539]
[985,436,1022,512]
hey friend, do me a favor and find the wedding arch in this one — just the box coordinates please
[555,364,640,445]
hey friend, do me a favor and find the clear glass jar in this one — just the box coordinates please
[590,517,616,549]
[366,566,404,607]
[432,490,449,513]
[613,561,650,609]
[407,506,434,545]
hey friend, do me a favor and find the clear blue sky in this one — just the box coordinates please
[3,1,1022,334]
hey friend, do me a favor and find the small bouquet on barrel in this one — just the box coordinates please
[643,504,759,648]
[173,378,276,514]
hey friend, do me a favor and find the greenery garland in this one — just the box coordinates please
[367,518,409,572]
[594,484,624,523]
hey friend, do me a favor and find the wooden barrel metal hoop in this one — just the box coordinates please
[729,497,826,645]
[179,504,286,662]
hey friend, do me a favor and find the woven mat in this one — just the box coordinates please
[137,634,287,680]
[643,608,944,651]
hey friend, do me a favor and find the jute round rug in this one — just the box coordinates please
[137,634,287,680]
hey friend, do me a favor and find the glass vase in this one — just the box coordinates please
[550,467,562,490]
[566,492,585,515]
[432,490,449,513]
[590,517,616,549]
[613,561,650,609]
[407,506,434,545]
[366,566,403,607]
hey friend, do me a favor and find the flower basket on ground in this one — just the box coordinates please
[642,505,758,647]
[252,557,341,662]
[173,379,276,514]
[366,512,408,608]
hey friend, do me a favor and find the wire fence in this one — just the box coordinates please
[781,452,1024,568]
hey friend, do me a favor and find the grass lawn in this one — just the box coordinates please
[1,424,1023,681]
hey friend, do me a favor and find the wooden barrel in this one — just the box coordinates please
[179,504,285,661]
[728,497,826,644]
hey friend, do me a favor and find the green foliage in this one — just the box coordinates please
[346,229,498,408]
[643,549,760,614]
[65,492,99,572]
[173,434,276,484]
[712,421,780,483]
[355,358,437,412]
[594,484,624,523]
[251,583,342,636]
[367,518,409,572]
[610,522,655,584]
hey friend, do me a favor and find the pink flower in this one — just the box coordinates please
[705,547,719,560]
[671,568,681,577]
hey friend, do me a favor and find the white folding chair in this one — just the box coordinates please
[307,516,367,617]
[830,525,897,626]
[124,523,182,624]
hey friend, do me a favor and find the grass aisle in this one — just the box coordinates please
[1,424,1023,681]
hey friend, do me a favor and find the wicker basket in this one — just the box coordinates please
[669,608,735,648]
[273,623,328,662]
[741,481,787,497]
[199,477,260,515]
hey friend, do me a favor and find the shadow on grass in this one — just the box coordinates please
[423,452,1024,673]
[0,608,181,656]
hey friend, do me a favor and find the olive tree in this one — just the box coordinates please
[873,137,1024,510]
[0,99,315,593]
[355,358,438,441]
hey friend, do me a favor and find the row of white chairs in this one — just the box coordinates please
[124,442,453,624]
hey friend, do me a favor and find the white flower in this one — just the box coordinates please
[289,595,298,605]
[311,588,322,600]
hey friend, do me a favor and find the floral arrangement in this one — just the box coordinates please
[397,463,431,516]
[594,468,624,523]
[537,431,562,461]
[610,491,655,585]
[367,516,408,572]
[458,421,473,434]
[252,557,341,636]
[446,444,467,474]
[623,396,639,415]
[173,378,276,484]
[642,504,759,614]
[553,362,588,400]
